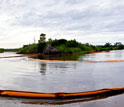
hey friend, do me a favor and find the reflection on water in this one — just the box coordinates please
[40,62,77,75]
[0,51,124,106]
[0,51,123,93]
[40,63,47,75]
[79,50,124,61]
[21,92,124,106]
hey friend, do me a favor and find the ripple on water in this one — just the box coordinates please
[0,51,124,93]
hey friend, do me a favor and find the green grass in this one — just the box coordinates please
[18,44,38,54]
[15,38,124,56]
[55,45,82,53]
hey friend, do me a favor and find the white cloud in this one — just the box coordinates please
[0,0,124,48]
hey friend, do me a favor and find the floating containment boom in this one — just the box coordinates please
[0,87,124,99]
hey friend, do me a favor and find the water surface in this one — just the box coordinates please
[0,51,124,106]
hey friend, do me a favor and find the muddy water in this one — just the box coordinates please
[0,51,124,107]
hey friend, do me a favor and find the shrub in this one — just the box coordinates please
[18,44,38,54]
[37,42,47,53]
[0,48,4,53]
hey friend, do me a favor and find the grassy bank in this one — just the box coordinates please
[17,44,38,54]
[17,38,124,55]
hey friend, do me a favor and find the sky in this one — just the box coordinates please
[0,0,124,48]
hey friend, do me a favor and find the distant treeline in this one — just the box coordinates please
[0,48,4,53]
[4,48,19,52]
[17,33,124,54]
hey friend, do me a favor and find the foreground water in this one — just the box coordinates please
[0,50,124,107]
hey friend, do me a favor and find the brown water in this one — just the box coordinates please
[0,50,124,107]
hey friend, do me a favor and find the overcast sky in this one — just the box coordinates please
[0,0,124,48]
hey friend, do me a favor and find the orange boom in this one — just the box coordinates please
[0,90,56,98]
[0,87,124,99]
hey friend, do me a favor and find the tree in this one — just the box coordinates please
[114,42,124,49]
[37,42,46,53]
[48,38,52,45]
[114,42,122,46]
[38,33,46,43]
[38,33,46,53]
[104,42,111,47]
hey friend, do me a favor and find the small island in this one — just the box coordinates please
[2,33,124,60]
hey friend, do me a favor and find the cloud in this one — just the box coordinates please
[0,0,124,48]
